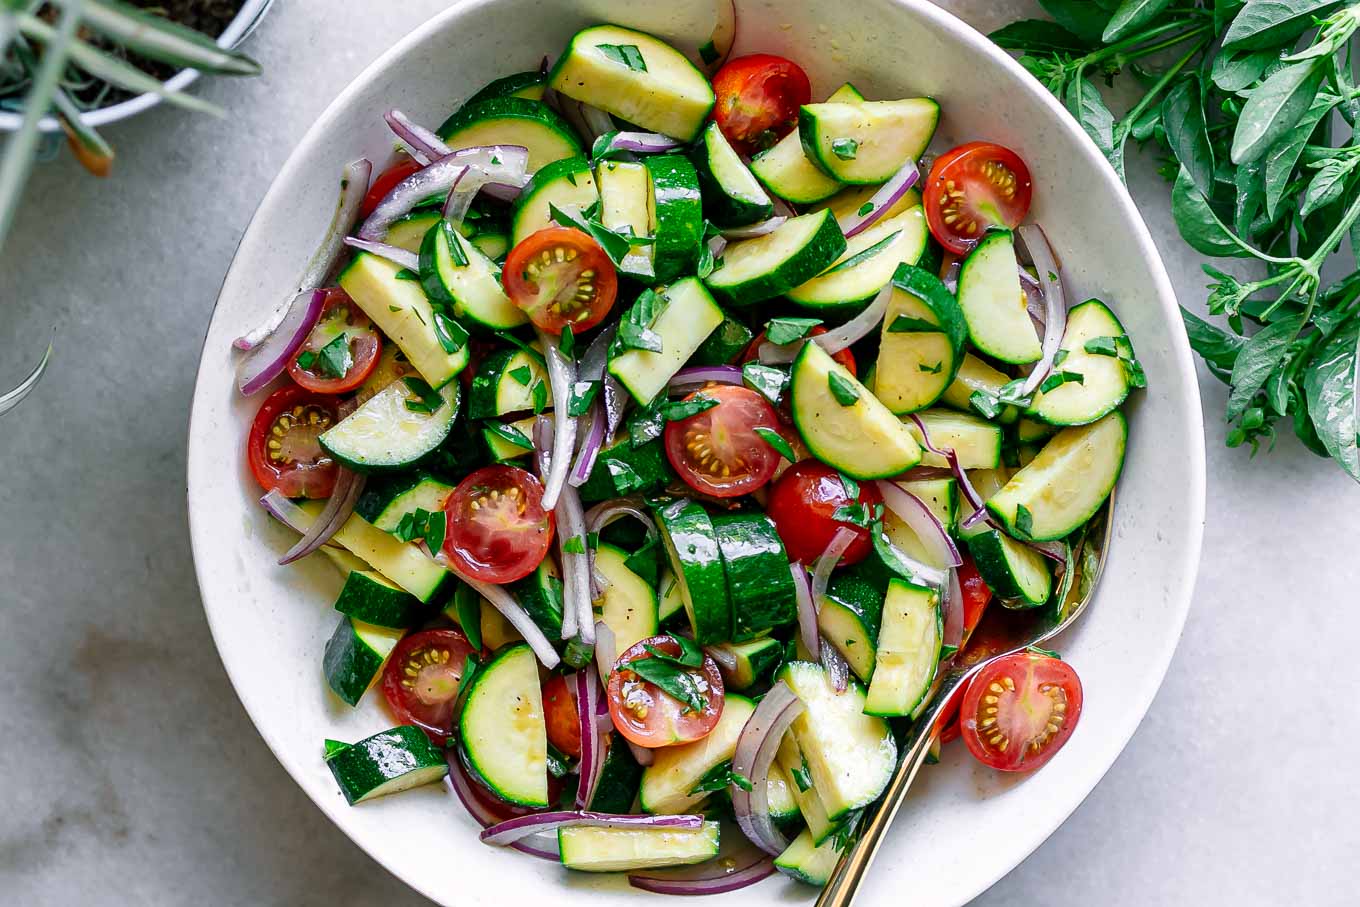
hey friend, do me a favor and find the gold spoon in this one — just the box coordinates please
[814,492,1116,907]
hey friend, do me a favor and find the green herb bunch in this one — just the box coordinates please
[992,0,1360,480]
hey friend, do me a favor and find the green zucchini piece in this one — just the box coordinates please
[468,346,551,419]
[326,725,447,804]
[657,568,686,628]
[639,695,756,813]
[713,513,796,640]
[898,476,958,531]
[654,499,730,644]
[596,160,656,281]
[333,569,426,630]
[749,83,863,204]
[299,501,450,603]
[319,378,460,473]
[645,153,703,283]
[812,182,921,224]
[459,643,549,807]
[1028,299,1133,426]
[547,25,715,142]
[558,822,720,872]
[577,435,676,502]
[957,468,1010,541]
[689,312,754,366]
[608,277,725,404]
[1017,416,1057,443]
[437,96,580,174]
[956,230,1042,364]
[463,70,547,108]
[905,409,1003,470]
[361,474,455,531]
[470,231,508,262]
[775,732,836,845]
[709,636,783,690]
[511,155,598,247]
[785,207,928,314]
[481,415,539,461]
[817,565,885,683]
[705,209,846,308]
[874,263,968,414]
[965,529,1053,607]
[508,558,565,639]
[586,732,644,814]
[594,542,659,654]
[692,121,774,227]
[863,577,941,718]
[940,353,1021,423]
[382,211,443,253]
[419,219,527,331]
[323,616,404,706]
[798,98,940,184]
[775,829,845,886]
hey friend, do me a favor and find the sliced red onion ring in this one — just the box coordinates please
[443,148,531,225]
[811,527,857,604]
[942,259,961,294]
[815,282,893,355]
[578,323,616,381]
[537,332,578,511]
[630,841,775,895]
[1023,537,1070,564]
[585,499,658,539]
[279,469,366,565]
[602,375,628,441]
[707,231,728,263]
[357,154,469,241]
[236,289,325,395]
[234,159,371,351]
[771,196,798,218]
[837,157,920,238]
[552,470,593,646]
[575,668,605,808]
[557,96,594,144]
[1017,224,1069,397]
[259,489,310,533]
[704,645,738,673]
[580,103,615,140]
[821,637,850,693]
[384,109,451,164]
[602,131,683,154]
[444,751,559,860]
[594,620,617,682]
[721,216,785,240]
[790,563,819,660]
[483,811,704,846]
[568,400,606,487]
[909,413,997,533]
[342,236,420,271]
[874,480,962,568]
[942,568,964,654]
[756,339,801,365]
[445,561,562,669]
[667,364,744,392]
[731,681,805,855]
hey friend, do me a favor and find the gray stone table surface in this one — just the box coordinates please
[1,2,1356,905]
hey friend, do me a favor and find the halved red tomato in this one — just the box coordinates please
[381,628,481,744]
[245,384,341,499]
[960,652,1083,772]
[957,556,994,643]
[287,288,383,394]
[711,54,812,155]
[361,158,423,218]
[542,674,582,759]
[502,227,618,333]
[741,325,857,376]
[766,460,883,565]
[607,636,724,748]
[442,465,554,584]
[664,385,783,498]
[924,142,1034,255]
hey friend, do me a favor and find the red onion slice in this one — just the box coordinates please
[555,476,594,646]
[771,196,798,218]
[811,527,856,603]
[568,400,606,487]
[580,103,615,140]
[790,563,819,660]
[603,131,684,153]
[537,332,578,511]
[585,499,658,539]
[594,620,617,682]
[342,236,419,271]
[874,480,962,568]
[942,568,964,654]
[731,682,805,855]
[237,289,325,395]
[234,159,371,351]
[278,469,366,565]
[815,281,893,355]
[444,751,559,860]
[822,637,851,693]
[443,149,531,225]
[909,413,997,533]
[1017,225,1069,396]
[704,645,738,673]
[707,233,728,262]
[721,216,785,239]
[445,561,562,669]
[667,364,744,392]
[574,668,606,808]
[837,158,920,238]
[630,837,775,895]
[357,154,470,241]
[483,811,704,846]
[383,109,451,164]
[942,259,961,294]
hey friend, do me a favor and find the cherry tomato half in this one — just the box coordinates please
[287,288,383,394]
[960,652,1083,772]
[711,54,812,155]
[664,385,784,498]
[542,674,582,759]
[381,628,481,744]
[361,158,423,218]
[957,556,994,644]
[766,460,883,566]
[246,384,341,499]
[607,636,724,748]
[924,142,1034,255]
[741,325,857,376]
[502,227,618,333]
[442,465,554,584]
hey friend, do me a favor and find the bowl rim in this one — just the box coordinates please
[0,0,274,133]
[187,1,1207,903]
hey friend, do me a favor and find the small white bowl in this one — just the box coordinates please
[0,0,273,134]
[187,2,1206,904]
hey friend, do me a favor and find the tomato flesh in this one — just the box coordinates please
[664,385,783,498]
[287,288,383,394]
[361,158,423,218]
[960,652,1082,772]
[924,142,1034,255]
[607,636,724,748]
[502,227,618,333]
[381,629,480,744]
[442,465,554,584]
[542,674,582,759]
[711,54,812,155]
[766,460,882,565]
[246,384,341,499]
[957,556,994,644]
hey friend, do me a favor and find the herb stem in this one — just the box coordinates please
[1120,39,1211,136]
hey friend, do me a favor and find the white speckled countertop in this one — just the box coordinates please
[1,2,1356,904]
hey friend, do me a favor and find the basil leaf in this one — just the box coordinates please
[432,312,469,355]
[597,43,647,72]
[689,760,753,795]
[403,377,444,415]
[1303,320,1360,480]
[888,313,942,333]
[626,657,707,713]
[1181,308,1247,372]
[1162,78,1216,198]
[919,361,944,374]
[1172,167,1252,257]
[1223,0,1343,51]
[1038,0,1113,41]
[567,380,599,417]
[563,536,587,555]
[1102,0,1174,42]
[831,137,859,160]
[827,372,860,406]
[765,316,822,345]
[790,757,813,792]
[837,472,859,500]
[1084,336,1121,357]
[1039,370,1086,393]
[754,426,796,461]
[742,362,789,405]
[1064,76,1116,157]
[617,288,666,353]
[314,334,351,379]
[559,326,576,358]
[1231,58,1326,165]
[1013,503,1035,539]
[627,401,665,447]
[605,458,647,495]
[699,39,719,65]
[485,420,534,450]
[508,365,532,385]
[989,19,1091,53]
[1300,154,1360,218]
[452,584,482,650]
[1226,312,1306,419]
[659,394,719,422]
[1262,91,1340,221]
[530,379,548,414]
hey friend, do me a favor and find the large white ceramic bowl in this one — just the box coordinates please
[187,1,1206,904]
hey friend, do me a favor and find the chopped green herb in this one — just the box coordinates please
[659,394,719,422]
[597,42,647,72]
[742,362,790,405]
[831,501,874,527]
[453,584,482,651]
[440,220,469,267]
[1013,503,1034,539]
[295,350,317,371]
[545,741,571,778]
[1038,370,1085,393]
[857,202,875,217]
[508,364,533,386]
[432,312,468,355]
[831,137,859,160]
[919,361,943,374]
[567,380,599,417]
[689,760,754,795]
[887,313,941,333]
[626,656,708,713]
[1053,348,1070,366]
[830,809,864,851]
[837,473,859,500]
[627,401,666,447]
[484,420,534,451]
[403,376,445,415]
[394,267,421,281]
[1084,336,1120,357]
[312,334,352,379]
[827,372,860,406]
[530,379,548,413]
[563,536,587,555]
[615,288,666,354]
[559,326,576,358]
[549,202,635,266]
[605,457,648,494]
[565,171,578,187]
[454,652,481,705]
[821,230,900,276]
[790,757,813,792]
[765,316,822,346]
[323,739,351,760]
[754,426,795,461]
[388,305,403,313]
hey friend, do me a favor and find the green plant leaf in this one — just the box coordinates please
[1233,158,1265,236]
[1300,155,1359,218]
[1162,79,1216,197]
[75,0,262,75]
[1039,0,1113,41]
[1211,48,1275,92]
[1064,77,1116,157]
[1172,167,1253,257]
[1230,59,1326,164]
[1227,312,1306,419]
[1261,91,1340,220]
[989,19,1092,53]
[1222,0,1344,50]
[1102,0,1174,42]
[1303,320,1360,480]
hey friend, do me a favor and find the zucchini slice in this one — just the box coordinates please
[864,577,941,718]
[558,822,720,872]
[463,70,547,108]
[775,732,837,845]
[713,513,796,640]
[986,411,1126,540]
[1028,299,1133,426]
[459,643,549,807]
[785,206,929,314]
[690,312,754,367]
[956,230,1042,364]
[654,498,730,644]
[940,353,1021,423]
[468,346,551,419]
[645,153,704,283]
[322,615,404,706]
[657,568,685,627]
[965,529,1052,607]
[577,434,676,502]
[437,96,580,173]
[707,209,847,308]
[594,542,659,654]
[481,415,539,461]
[332,569,426,630]
[608,278,724,404]
[360,474,456,531]
[299,501,450,603]
[596,160,656,281]
[508,558,565,640]
[905,409,1003,470]
[775,829,845,887]
[639,695,756,814]
[419,219,527,331]
[798,98,939,184]
[511,155,598,247]
[338,252,469,389]
[548,25,715,142]
[817,564,884,683]
[874,264,969,414]
[812,182,922,224]
[382,211,443,253]
[777,661,896,819]
[790,342,922,479]
[692,121,774,227]
[881,475,959,570]
[749,82,863,204]
[326,725,447,804]
[586,732,644,814]
[319,378,459,473]
[709,636,783,690]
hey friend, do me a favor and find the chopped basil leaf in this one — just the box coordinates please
[642,634,704,669]
[530,379,548,413]
[698,39,719,65]
[322,739,351,760]
[432,311,468,355]
[567,380,599,417]
[616,288,666,354]
[454,652,481,706]
[919,361,943,374]
[403,376,444,415]
[388,305,402,313]
[887,313,941,333]
[545,741,571,779]
[425,510,446,553]
[831,137,859,160]
[821,230,900,276]
[627,401,665,447]
[441,220,469,267]
[562,536,586,555]
[559,326,576,358]
[970,389,1003,420]
[1053,348,1070,366]
[394,267,421,281]
[830,809,864,851]
[314,333,352,379]
[548,202,635,265]
[659,394,718,422]
[837,472,859,500]
[508,365,533,386]
[754,426,795,461]
[856,202,874,217]
[689,760,754,795]
[827,372,860,406]
[831,502,873,527]
[1013,503,1034,539]
[1038,370,1085,393]
[453,584,482,650]
[597,42,647,72]
[485,420,533,451]
[565,171,577,187]
[1084,336,1120,357]
[626,657,707,713]
[605,457,647,494]
[765,316,822,346]
[624,536,662,587]
[742,362,789,405]
[790,757,813,792]
[295,350,317,371]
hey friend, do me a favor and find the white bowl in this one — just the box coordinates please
[0,0,274,134]
[187,1,1206,904]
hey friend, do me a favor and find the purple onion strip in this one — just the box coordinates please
[236,289,326,396]
[838,157,920,238]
